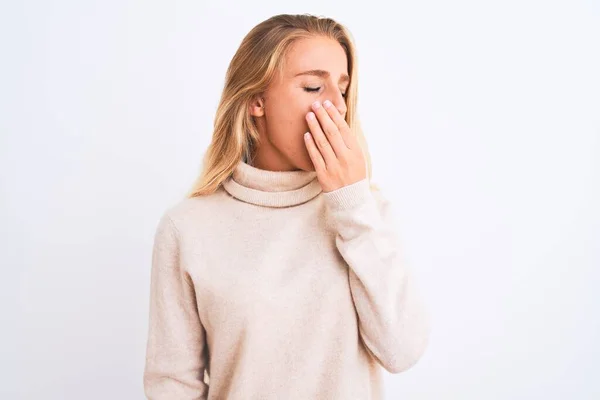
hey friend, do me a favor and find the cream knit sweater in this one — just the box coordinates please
[143,159,431,400]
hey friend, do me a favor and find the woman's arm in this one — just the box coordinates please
[143,212,209,399]
[323,178,432,374]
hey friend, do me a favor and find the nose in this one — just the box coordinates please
[324,88,347,117]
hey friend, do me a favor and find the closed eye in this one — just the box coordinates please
[304,86,320,93]
[303,86,347,98]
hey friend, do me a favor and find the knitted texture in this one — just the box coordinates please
[143,160,431,400]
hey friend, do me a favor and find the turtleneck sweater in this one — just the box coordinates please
[143,159,431,400]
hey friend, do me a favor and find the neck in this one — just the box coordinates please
[248,144,298,172]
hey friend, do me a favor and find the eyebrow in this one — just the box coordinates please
[294,69,350,84]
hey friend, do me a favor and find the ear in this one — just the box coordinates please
[249,95,265,117]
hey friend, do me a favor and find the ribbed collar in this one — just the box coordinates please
[221,159,323,208]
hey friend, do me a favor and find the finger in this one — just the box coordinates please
[306,111,337,167]
[304,132,326,172]
[322,99,358,150]
[311,100,349,157]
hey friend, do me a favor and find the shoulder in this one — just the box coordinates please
[158,185,230,233]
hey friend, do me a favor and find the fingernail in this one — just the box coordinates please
[323,100,332,108]
[307,112,315,120]
[312,100,321,109]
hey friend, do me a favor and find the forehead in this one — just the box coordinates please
[283,36,348,78]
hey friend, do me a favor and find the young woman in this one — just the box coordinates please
[143,13,431,400]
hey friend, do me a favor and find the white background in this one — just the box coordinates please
[2,0,599,399]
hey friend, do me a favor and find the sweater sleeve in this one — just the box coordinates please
[143,212,210,399]
[322,178,431,374]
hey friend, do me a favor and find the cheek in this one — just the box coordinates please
[281,88,312,118]
[267,109,310,152]
[263,89,314,149]
[269,97,310,132]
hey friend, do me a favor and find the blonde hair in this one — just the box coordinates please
[186,13,378,198]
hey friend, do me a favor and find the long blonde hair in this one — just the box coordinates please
[186,13,377,198]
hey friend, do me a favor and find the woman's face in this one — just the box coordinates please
[249,36,349,172]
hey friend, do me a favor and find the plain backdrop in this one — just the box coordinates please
[2,0,599,399]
